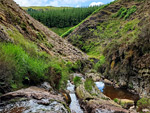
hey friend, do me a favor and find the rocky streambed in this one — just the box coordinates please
[0,85,70,113]
[0,73,142,113]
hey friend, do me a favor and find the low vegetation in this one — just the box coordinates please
[84,78,95,92]
[95,55,106,70]
[137,98,150,112]
[73,76,81,87]
[0,25,86,93]
[112,6,137,20]
[49,27,71,36]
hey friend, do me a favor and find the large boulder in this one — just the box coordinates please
[0,86,70,113]
[76,82,128,113]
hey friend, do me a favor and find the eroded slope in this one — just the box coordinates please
[67,0,150,97]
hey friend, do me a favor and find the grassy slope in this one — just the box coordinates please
[0,24,70,92]
[61,1,117,38]
[0,0,86,94]
[66,0,150,99]
[66,0,141,58]
[50,27,72,36]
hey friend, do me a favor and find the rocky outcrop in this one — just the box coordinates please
[0,86,64,102]
[115,99,134,109]
[76,83,128,113]
[0,86,70,113]
[104,23,150,98]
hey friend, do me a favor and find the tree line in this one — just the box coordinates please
[26,6,100,28]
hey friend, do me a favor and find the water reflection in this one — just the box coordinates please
[95,82,139,102]
[95,82,105,92]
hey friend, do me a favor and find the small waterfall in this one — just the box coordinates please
[67,80,84,113]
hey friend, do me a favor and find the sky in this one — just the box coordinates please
[14,0,114,7]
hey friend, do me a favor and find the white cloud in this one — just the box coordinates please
[76,5,80,7]
[14,0,105,7]
[89,2,104,7]
[47,0,88,7]
[14,0,48,6]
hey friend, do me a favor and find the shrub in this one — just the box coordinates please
[137,98,150,112]
[124,6,137,20]
[0,43,70,91]
[95,55,106,70]
[114,98,119,103]
[113,6,137,20]
[73,76,81,87]
[84,78,95,92]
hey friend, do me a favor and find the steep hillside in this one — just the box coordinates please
[67,0,150,97]
[0,0,88,94]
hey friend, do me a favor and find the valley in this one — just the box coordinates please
[0,0,150,113]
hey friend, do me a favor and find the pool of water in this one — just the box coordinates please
[95,82,139,102]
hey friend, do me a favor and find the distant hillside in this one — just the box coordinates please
[22,6,72,11]
[67,0,150,98]
[23,6,101,36]
[0,0,87,94]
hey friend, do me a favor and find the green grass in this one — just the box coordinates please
[0,43,49,89]
[73,76,81,87]
[112,6,137,20]
[0,25,79,92]
[95,55,106,70]
[84,78,95,93]
[61,0,117,38]
[0,42,74,90]
[137,98,150,112]
[114,98,119,103]
[50,27,72,36]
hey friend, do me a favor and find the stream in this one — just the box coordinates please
[67,80,84,113]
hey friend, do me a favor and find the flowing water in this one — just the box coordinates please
[67,80,84,113]
[95,82,139,102]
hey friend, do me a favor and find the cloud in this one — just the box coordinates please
[89,2,104,7]
[14,0,89,7]
[14,0,48,6]
[47,0,89,7]
[76,5,80,7]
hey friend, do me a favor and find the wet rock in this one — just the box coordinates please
[76,85,93,100]
[142,108,150,113]
[0,87,70,113]
[85,73,101,82]
[103,79,113,85]
[40,82,53,91]
[118,99,134,109]
[0,86,64,102]
[76,83,128,113]
[0,99,69,113]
